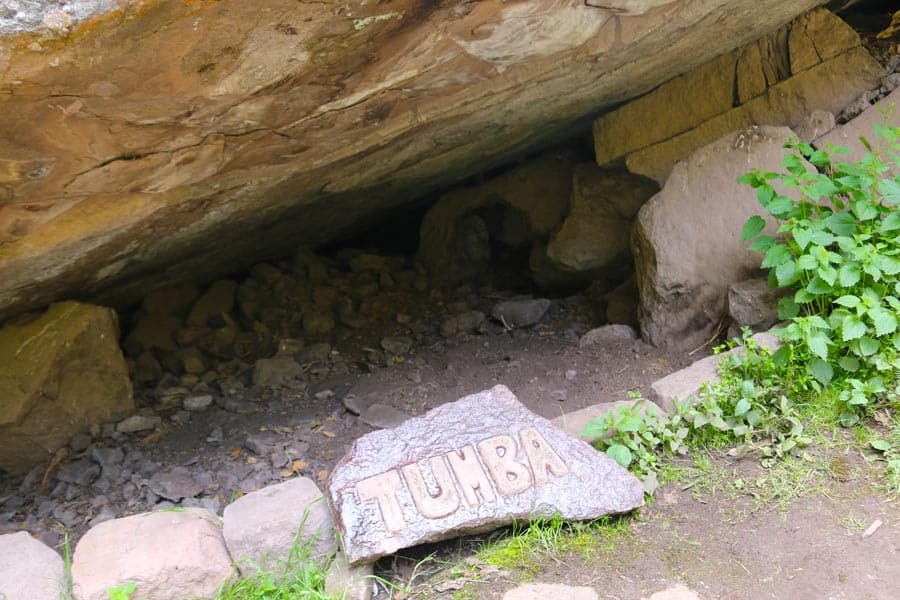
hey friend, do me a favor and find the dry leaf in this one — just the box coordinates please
[279,470,294,478]
[246,456,258,464]
[229,448,242,458]
[291,459,309,473]
[317,469,329,481]
[321,430,336,438]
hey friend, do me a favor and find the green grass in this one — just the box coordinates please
[475,514,631,578]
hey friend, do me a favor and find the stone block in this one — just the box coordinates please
[595,8,863,171]
[578,324,638,348]
[0,302,133,474]
[593,51,738,165]
[0,531,67,600]
[648,332,781,411]
[504,583,599,600]
[222,477,336,577]
[71,508,234,600]
[787,8,861,74]
[327,385,644,565]
[626,48,884,183]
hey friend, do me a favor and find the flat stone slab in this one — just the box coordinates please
[649,332,781,411]
[327,385,644,565]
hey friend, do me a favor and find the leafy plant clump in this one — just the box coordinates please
[738,119,900,425]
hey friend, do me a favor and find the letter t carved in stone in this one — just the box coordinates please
[356,469,407,534]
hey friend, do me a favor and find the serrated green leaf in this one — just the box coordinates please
[709,416,730,431]
[818,265,837,286]
[877,255,900,276]
[808,150,831,167]
[797,254,818,270]
[796,288,816,303]
[878,177,900,203]
[839,412,860,427]
[793,227,813,250]
[737,172,760,185]
[870,439,892,452]
[581,419,610,439]
[734,398,751,417]
[782,153,806,176]
[834,295,860,308]
[871,309,898,337]
[806,276,833,295]
[742,215,767,242]
[606,444,633,468]
[853,200,879,221]
[749,235,776,253]
[839,263,861,287]
[616,411,643,433]
[809,358,833,384]
[775,260,798,286]
[807,330,831,359]
[881,211,900,232]
[842,315,867,341]
[762,244,793,269]
[856,336,879,356]
[756,185,776,206]
[777,296,800,319]
[768,196,796,218]
[838,356,860,372]
[824,212,857,236]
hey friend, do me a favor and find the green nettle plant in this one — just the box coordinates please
[739,119,900,425]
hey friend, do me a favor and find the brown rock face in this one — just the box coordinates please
[0,0,824,322]
[327,385,644,565]
[0,302,133,473]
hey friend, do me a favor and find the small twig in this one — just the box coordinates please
[37,447,70,496]
[689,317,727,355]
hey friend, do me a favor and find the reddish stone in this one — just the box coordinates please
[327,385,644,565]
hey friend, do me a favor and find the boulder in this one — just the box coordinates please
[0,0,824,322]
[632,126,793,351]
[222,477,337,577]
[0,302,133,474]
[491,298,552,329]
[327,385,644,565]
[71,508,234,600]
[545,166,658,275]
[0,531,67,600]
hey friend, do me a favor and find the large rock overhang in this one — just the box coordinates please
[0,0,824,321]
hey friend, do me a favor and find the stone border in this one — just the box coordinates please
[1,330,779,599]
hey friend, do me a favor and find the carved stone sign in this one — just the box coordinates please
[327,385,645,565]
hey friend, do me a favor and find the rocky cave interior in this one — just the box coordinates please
[0,0,898,589]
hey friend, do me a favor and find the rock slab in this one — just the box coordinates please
[327,385,644,565]
[0,531,67,600]
[71,507,234,600]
